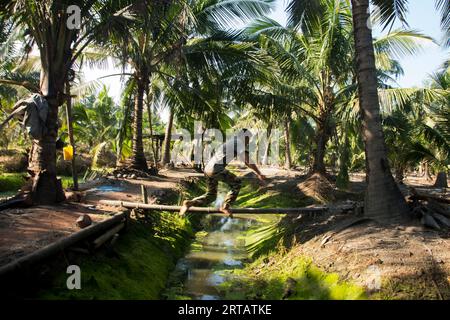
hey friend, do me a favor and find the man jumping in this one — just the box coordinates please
[179,129,266,217]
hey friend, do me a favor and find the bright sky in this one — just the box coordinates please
[87,0,449,108]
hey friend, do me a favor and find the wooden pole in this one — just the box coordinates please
[66,80,78,191]
[92,222,125,249]
[161,105,174,166]
[284,115,292,170]
[141,185,148,204]
[99,200,329,215]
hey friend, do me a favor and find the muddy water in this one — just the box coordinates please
[171,215,261,300]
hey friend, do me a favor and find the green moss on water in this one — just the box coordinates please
[37,213,194,300]
[189,231,208,252]
[220,251,366,300]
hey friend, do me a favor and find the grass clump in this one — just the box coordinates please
[220,248,366,300]
[234,183,309,258]
[0,173,84,194]
[0,173,25,193]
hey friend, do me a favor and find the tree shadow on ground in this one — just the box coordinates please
[374,257,450,300]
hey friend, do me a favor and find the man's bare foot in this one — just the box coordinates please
[220,204,233,218]
[179,200,192,217]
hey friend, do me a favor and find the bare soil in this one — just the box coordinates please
[272,171,450,299]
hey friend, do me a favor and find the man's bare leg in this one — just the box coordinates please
[179,176,219,217]
[179,200,194,217]
[220,203,234,218]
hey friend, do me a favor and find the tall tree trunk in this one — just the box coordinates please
[28,57,67,204]
[262,123,272,166]
[424,161,432,181]
[434,171,448,188]
[337,132,350,189]
[65,81,78,190]
[131,78,148,171]
[312,121,329,175]
[284,117,292,170]
[351,0,409,219]
[146,89,158,169]
[161,105,174,166]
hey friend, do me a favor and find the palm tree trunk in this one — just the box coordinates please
[161,105,174,166]
[424,161,432,181]
[262,123,272,166]
[131,78,148,171]
[434,171,448,188]
[146,90,158,169]
[337,132,350,189]
[312,122,329,175]
[284,117,292,169]
[351,0,408,219]
[28,58,66,204]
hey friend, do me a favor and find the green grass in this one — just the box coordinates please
[37,213,194,300]
[0,173,25,193]
[234,182,309,258]
[0,172,84,195]
[220,250,366,300]
[60,176,85,189]
[35,177,205,300]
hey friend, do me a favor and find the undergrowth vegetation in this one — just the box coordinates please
[219,249,366,300]
[38,214,193,300]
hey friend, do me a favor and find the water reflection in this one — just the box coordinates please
[172,215,260,300]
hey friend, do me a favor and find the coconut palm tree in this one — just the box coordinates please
[98,0,275,170]
[158,0,277,167]
[155,36,276,169]
[0,0,138,204]
[425,63,449,187]
[243,2,430,178]
[286,0,449,219]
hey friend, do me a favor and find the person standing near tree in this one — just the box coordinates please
[179,129,266,217]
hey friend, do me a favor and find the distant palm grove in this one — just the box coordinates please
[0,0,448,220]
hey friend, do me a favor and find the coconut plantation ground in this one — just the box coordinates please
[0,0,449,304]
[0,167,448,300]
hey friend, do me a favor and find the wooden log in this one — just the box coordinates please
[0,211,127,278]
[98,200,329,215]
[92,222,125,249]
[141,185,148,204]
